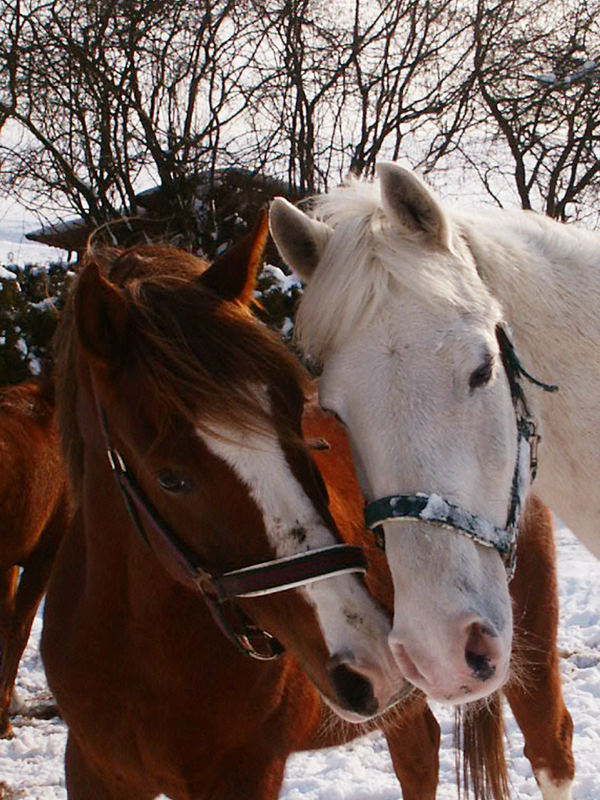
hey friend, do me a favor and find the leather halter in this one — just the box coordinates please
[92,381,367,661]
[364,324,557,580]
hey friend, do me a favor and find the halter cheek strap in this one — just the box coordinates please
[93,381,368,661]
[364,324,557,581]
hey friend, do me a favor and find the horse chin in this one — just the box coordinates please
[423,675,510,707]
[401,665,511,706]
[321,694,378,724]
[321,681,413,724]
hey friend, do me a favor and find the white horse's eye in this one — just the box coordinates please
[469,354,494,390]
[157,470,194,494]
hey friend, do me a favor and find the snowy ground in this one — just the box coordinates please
[0,523,598,799]
[0,206,56,268]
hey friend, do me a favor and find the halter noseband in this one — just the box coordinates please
[93,383,367,661]
[364,324,557,580]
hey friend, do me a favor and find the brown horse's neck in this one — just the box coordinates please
[302,395,394,611]
[0,377,54,426]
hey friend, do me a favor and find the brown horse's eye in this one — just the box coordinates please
[157,470,194,494]
[469,354,494,391]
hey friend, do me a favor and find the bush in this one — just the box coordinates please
[0,253,302,387]
[0,261,74,386]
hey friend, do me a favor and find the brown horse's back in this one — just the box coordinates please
[0,381,64,566]
[0,377,69,738]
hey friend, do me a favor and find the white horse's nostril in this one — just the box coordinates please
[464,621,500,682]
[388,615,509,703]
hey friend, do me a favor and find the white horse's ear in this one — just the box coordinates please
[269,197,332,281]
[376,163,450,248]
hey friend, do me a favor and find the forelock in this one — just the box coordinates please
[295,180,500,362]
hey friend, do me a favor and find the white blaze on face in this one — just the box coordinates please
[196,416,394,669]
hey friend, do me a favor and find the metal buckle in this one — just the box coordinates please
[194,568,218,598]
[504,526,518,581]
[373,524,386,551]
[106,447,126,473]
[236,628,284,661]
[306,437,330,451]
[519,416,540,479]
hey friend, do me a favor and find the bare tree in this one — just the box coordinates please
[0,0,20,132]
[6,0,596,244]
[1,0,477,228]
[238,0,474,191]
[465,0,600,221]
[0,0,257,247]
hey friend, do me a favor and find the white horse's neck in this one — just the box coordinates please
[460,209,600,556]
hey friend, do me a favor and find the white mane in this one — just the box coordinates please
[295,178,500,361]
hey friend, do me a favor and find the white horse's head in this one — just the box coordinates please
[270,164,526,704]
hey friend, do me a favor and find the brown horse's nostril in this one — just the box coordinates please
[328,662,378,717]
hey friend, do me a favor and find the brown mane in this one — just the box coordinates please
[53,243,308,497]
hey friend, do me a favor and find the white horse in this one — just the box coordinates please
[269,164,600,715]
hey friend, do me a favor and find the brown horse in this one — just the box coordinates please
[0,376,69,739]
[41,217,572,800]
[41,216,407,799]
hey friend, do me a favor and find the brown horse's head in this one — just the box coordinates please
[54,214,405,721]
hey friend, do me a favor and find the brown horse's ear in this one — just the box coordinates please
[199,211,269,306]
[74,261,130,365]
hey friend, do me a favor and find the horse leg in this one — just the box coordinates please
[65,734,153,800]
[504,498,574,800]
[0,567,18,651]
[0,541,60,738]
[0,565,19,631]
[0,555,51,738]
[201,746,286,800]
[0,566,20,738]
[381,693,440,800]
[0,492,68,738]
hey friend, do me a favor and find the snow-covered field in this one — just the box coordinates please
[0,208,55,268]
[0,522,598,799]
